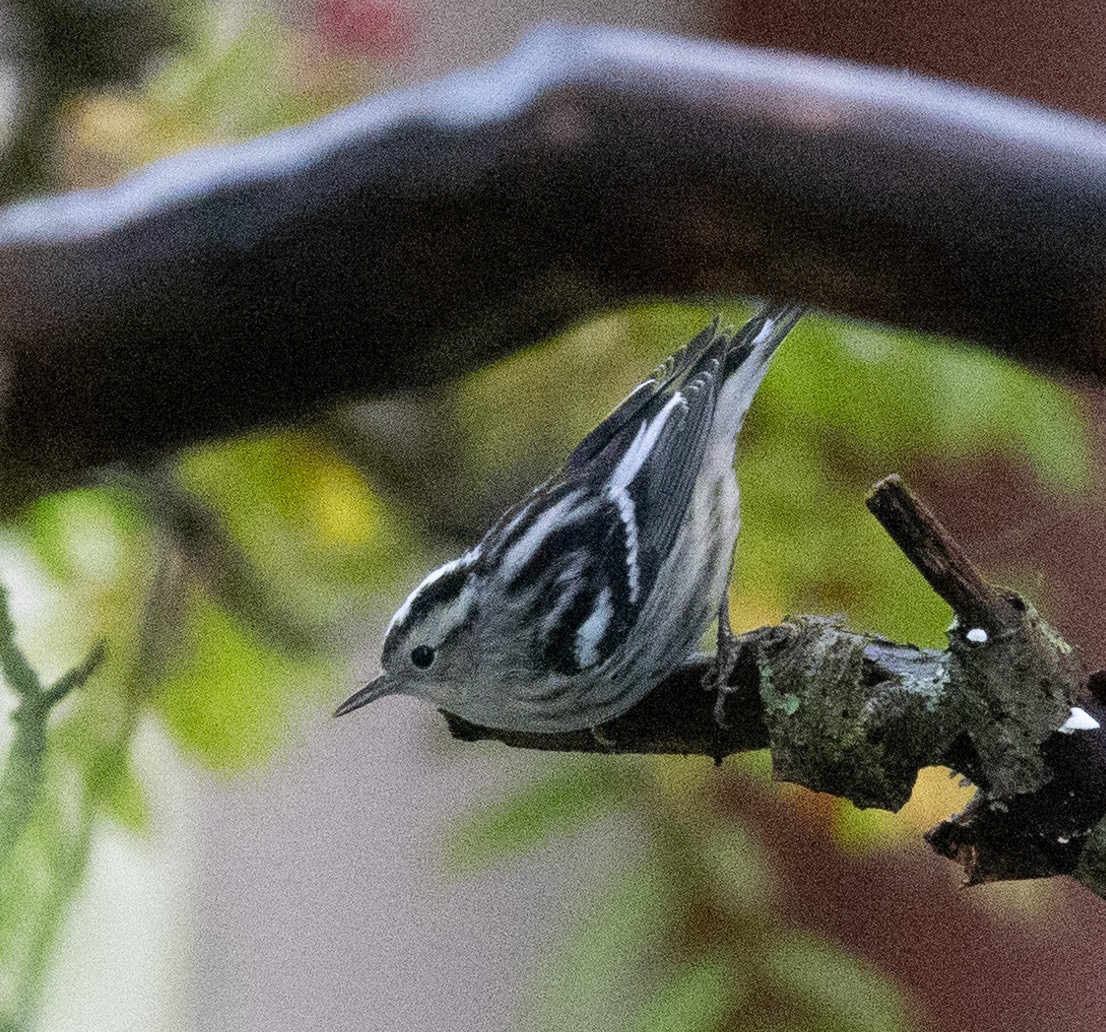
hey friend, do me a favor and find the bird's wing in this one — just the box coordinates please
[582,333,727,596]
[564,317,724,473]
[522,345,727,674]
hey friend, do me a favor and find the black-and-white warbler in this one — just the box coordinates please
[336,306,803,732]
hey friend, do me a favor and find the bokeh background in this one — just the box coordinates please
[3,1,1106,1030]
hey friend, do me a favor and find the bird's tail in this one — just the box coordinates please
[723,302,804,379]
[714,301,804,433]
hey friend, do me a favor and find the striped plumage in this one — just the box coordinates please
[337,306,803,732]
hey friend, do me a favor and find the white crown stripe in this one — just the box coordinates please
[384,555,468,639]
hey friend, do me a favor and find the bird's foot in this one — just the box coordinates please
[705,594,743,728]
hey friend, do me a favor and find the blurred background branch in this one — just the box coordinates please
[0,0,182,201]
[1,26,1106,513]
[0,589,103,860]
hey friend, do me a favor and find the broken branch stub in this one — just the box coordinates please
[866,475,1077,799]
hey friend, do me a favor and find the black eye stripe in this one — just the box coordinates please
[410,568,469,618]
[388,566,472,649]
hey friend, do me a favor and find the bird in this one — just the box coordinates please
[336,305,803,733]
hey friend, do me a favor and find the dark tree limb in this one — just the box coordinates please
[445,476,1106,900]
[2,26,1106,510]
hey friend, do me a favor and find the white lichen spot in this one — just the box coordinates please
[1058,836,1071,845]
[1059,706,1102,734]
[966,627,989,644]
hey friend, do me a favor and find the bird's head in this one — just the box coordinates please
[335,554,481,717]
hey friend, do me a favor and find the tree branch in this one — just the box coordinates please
[1,25,1106,510]
[444,476,1106,900]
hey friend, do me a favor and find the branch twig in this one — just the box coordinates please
[866,474,1022,633]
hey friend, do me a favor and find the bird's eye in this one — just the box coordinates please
[410,645,436,669]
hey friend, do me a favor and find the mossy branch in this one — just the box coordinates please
[445,476,1106,900]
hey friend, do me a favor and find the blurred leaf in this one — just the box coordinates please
[116,469,321,655]
[98,758,151,835]
[152,591,331,771]
[522,858,667,1032]
[738,446,955,647]
[767,931,913,1032]
[759,316,1092,493]
[974,878,1056,919]
[832,767,977,853]
[894,766,975,833]
[830,800,893,854]
[445,758,633,874]
[177,431,419,628]
[697,824,775,914]
[630,956,739,1032]
[21,489,145,588]
[62,7,375,185]
[647,754,716,803]
[727,748,774,780]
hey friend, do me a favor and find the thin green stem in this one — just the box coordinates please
[1,540,180,1029]
[0,585,104,860]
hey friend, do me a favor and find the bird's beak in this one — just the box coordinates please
[334,674,394,717]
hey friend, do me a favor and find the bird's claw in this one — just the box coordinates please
[706,593,743,728]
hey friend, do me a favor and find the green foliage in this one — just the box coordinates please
[3,0,416,952]
[176,431,417,617]
[831,798,899,854]
[758,316,1090,491]
[151,590,330,772]
[444,757,636,873]
[97,761,151,835]
[496,763,918,1032]
[64,5,375,182]
[521,859,669,1032]
[0,430,420,1021]
[698,824,776,914]
[742,310,1090,645]
[630,957,739,1032]
[767,931,912,1032]
[22,489,146,589]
